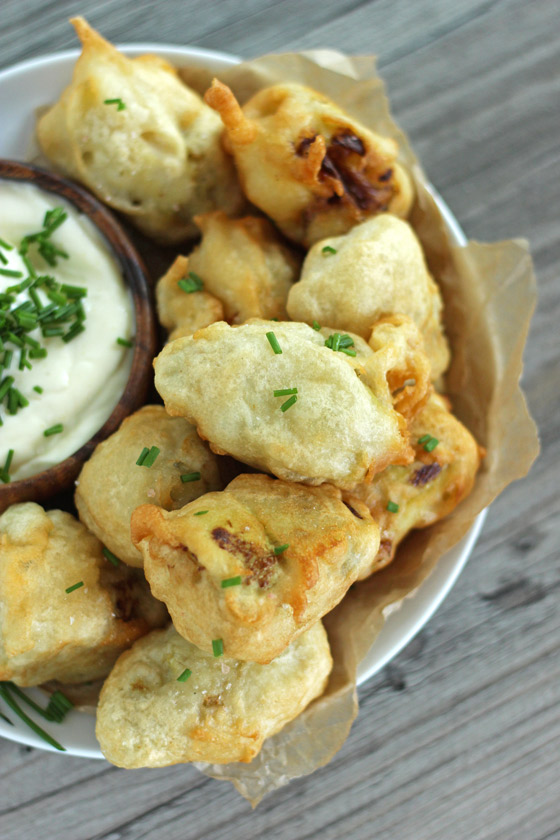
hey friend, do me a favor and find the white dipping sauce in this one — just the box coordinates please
[0,181,134,481]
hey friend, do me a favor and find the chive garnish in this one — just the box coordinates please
[221,576,242,588]
[181,471,201,483]
[65,581,84,593]
[116,337,133,347]
[266,331,282,354]
[340,347,357,357]
[280,394,297,412]
[135,445,160,467]
[194,510,209,516]
[0,237,13,250]
[312,320,321,331]
[177,668,192,682]
[0,684,65,751]
[45,690,73,723]
[417,434,431,444]
[44,423,63,437]
[104,98,126,111]
[274,543,289,555]
[321,245,337,255]
[103,547,121,567]
[141,446,160,468]
[1,449,14,483]
[177,272,204,294]
[387,501,399,513]
[212,639,224,657]
[0,268,23,278]
[33,385,43,394]
[423,437,439,452]
[273,387,298,397]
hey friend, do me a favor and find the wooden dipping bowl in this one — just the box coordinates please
[0,160,157,512]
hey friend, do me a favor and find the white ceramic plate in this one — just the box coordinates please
[0,45,486,758]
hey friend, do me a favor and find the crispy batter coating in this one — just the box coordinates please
[96,621,332,767]
[287,215,450,379]
[156,255,224,341]
[204,79,413,247]
[351,392,483,578]
[131,474,379,663]
[153,319,427,488]
[37,18,242,243]
[0,503,167,686]
[75,406,222,567]
[188,211,300,323]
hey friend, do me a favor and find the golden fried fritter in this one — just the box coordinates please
[0,503,167,686]
[287,215,450,379]
[131,474,379,663]
[96,621,332,767]
[156,255,224,341]
[204,79,413,247]
[351,392,483,578]
[37,18,242,243]
[75,406,222,567]
[153,319,428,488]
[187,211,300,323]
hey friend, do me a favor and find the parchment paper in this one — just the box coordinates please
[177,51,540,805]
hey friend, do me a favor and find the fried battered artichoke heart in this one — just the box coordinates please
[351,392,483,578]
[287,215,450,379]
[0,504,167,686]
[96,622,332,767]
[156,213,299,339]
[154,319,432,489]
[204,79,413,247]
[131,474,379,663]
[37,18,242,243]
[75,405,222,568]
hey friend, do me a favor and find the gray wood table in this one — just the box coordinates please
[1,1,558,838]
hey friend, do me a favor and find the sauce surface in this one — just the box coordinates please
[0,181,134,481]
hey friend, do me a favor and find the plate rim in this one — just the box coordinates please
[0,43,484,757]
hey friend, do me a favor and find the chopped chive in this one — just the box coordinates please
[60,284,87,298]
[62,324,85,343]
[417,434,431,444]
[194,510,209,516]
[312,320,321,331]
[273,387,298,397]
[387,501,399,513]
[0,237,13,250]
[177,668,192,682]
[0,268,22,278]
[103,547,121,567]
[44,424,63,437]
[65,581,84,594]
[136,446,150,466]
[274,543,289,555]
[321,245,337,255]
[280,394,297,412]
[0,252,7,265]
[177,272,204,294]
[266,331,282,354]
[104,97,126,111]
[221,576,242,588]
[116,337,133,348]
[141,446,160,468]
[340,347,357,357]
[4,682,54,721]
[212,639,224,657]
[0,684,65,751]
[181,471,201,483]
[33,385,43,394]
[423,437,439,452]
[2,449,14,480]
[29,348,47,359]
[0,376,14,400]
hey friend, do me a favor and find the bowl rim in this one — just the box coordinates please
[0,159,157,506]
